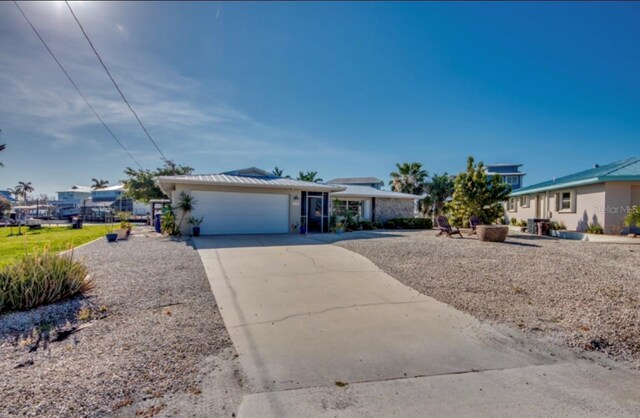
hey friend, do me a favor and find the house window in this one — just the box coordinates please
[507,197,517,212]
[520,195,530,208]
[504,176,520,186]
[556,190,575,212]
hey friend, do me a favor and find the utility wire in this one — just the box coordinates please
[65,1,169,163]
[13,1,144,170]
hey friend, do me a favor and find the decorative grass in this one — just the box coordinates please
[0,247,93,312]
[0,225,106,268]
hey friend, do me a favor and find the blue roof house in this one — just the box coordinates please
[485,164,526,190]
[506,158,640,234]
[0,190,16,203]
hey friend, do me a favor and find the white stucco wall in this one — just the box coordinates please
[507,183,606,231]
[170,184,302,235]
[507,182,640,233]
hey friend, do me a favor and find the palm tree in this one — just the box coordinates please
[17,181,34,205]
[389,162,428,195]
[91,178,109,190]
[0,143,5,167]
[7,186,22,202]
[425,173,455,218]
[297,171,323,183]
[272,167,284,177]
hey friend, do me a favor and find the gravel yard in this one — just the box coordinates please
[0,227,237,417]
[326,230,640,368]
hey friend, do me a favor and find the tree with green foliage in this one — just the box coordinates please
[272,166,291,179]
[425,173,454,218]
[0,143,6,167]
[17,181,34,205]
[91,178,109,190]
[389,162,428,195]
[0,195,11,217]
[297,171,323,183]
[122,160,194,203]
[446,156,511,227]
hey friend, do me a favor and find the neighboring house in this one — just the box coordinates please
[158,168,420,235]
[507,158,640,234]
[82,184,133,219]
[50,185,92,218]
[330,185,418,223]
[327,177,385,190]
[0,190,16,203]
[486,164,526,190]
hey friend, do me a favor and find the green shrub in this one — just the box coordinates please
[510,217,518,226]
[359,220,374,230]
[550,221,567,231]
[374,221,384,229]
[384,218,433,229]
[625,206,640,227]
[0,248,93,312]
[586,223,604,234]
[161,211,180,236]
[518,219,528,227]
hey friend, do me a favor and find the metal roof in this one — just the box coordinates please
[327,177,384,185]
[511,157,640,196]
[157,173,345,192]
[331,184,419,200]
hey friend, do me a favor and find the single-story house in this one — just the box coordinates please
[507,158,640,234]
[157,168,420,235]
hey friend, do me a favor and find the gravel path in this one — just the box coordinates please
[324,230,640,368]
[0,227,234,417]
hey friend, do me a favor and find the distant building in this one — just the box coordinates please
[83,184,133,218]
[486,164,526,190]
[327,177,385,190]
[0,190,16,203]
[50,185,92,218]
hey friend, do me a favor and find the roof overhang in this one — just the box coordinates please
[156,176,346,196]
[511,177,600,196]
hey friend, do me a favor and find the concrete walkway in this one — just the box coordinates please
[195,235,640,417]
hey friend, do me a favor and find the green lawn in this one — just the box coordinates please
[0,225,107,268]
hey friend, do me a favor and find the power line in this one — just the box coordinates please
[65,1,169,163]
[13,1,144,170]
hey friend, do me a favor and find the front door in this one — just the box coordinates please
[307,196,323,233]
[535,194,544,218]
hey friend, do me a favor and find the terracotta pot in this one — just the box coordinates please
[477,225,509,242]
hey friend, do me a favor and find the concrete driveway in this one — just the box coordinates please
[195,234,640,417]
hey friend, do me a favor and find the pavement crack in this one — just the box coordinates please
[230,300,428,329]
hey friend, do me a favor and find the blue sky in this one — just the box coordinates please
[1,1,639,196]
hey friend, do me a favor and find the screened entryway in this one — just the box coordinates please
[301,191,330,233]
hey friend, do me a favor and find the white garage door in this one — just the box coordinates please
[190,191,289,235]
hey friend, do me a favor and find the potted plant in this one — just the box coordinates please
[187,216,204,237]
[105,213,118,242]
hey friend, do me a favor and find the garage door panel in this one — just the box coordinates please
[191,191,289,235]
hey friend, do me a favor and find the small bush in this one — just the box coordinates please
[383,218,433,229]
[510,217,518,226]
[518,219,528,227]
[586,223,604,234]
[625,206,640,227]
[550,221,567,231]
[0,248,93,313]
[359,220,374,230]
